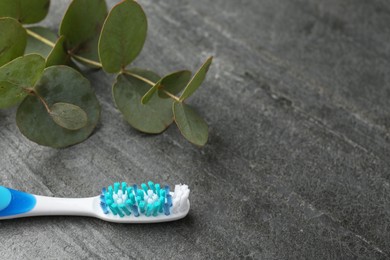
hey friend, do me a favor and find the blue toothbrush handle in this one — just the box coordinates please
[0,186,96,220]
[0,186,36,218]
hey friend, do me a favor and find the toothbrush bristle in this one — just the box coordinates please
[100,181,189,218]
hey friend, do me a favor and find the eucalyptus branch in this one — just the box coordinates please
[0,0,212,147]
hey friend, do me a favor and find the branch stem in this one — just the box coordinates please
[122,70,156,86]
[160,89,181,102]
[26,88,51,113]
[26,29,56,48]
[71,54,103,67]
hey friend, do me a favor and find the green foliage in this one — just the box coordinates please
[0,0,50,24]
[113,69,173,134]
[0,18,27,66]
[59,0,107,65]
[173,102,208,146]
[17,66,100,148]
[99,0,147,73]
[141,70,192,104]
[0,0,213,148]
[0,54,45,108]
[49,102,88,130]
[180,57,213,101]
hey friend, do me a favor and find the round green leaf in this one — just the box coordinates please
[113,69,173,134]
[158,70,192,98]
[25,26,57,58]
[16,66,100,148]
[0,0,50,24]
[99,0,147,73]
[0,54,45,108]
[0,18,27,66]
[59,0,107,50]
[173,102,208,146]
[49,102,88,130]
[180,57,213,101]
[0,1,18,20]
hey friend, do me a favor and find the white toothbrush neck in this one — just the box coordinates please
[28,195,97,218]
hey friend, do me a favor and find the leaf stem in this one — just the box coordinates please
[71,54,103,67]
[26,88,51,113]
[160,89,181,102]
[26,29,56,48]
[122,70,156,86]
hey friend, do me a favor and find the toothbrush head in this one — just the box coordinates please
[97,181,190,223]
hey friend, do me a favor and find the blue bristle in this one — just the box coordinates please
[100,194,105,201]
[119,204,131,216]
[108,186,113,196]
[155,184,161,195]
[137,190,144,199]
[129,193,135,205]
[125,199,132,207]
[131,205,140,217]
[136,196,141,204]
[164,203,170,216]
[159,197,164,213]
[106,199,113,205]
[101,187,107,195]
[153,201,160,216]
[114,182,120,194]
[126,187,133,197]
[113,204,124,217]
[167,194,173,207]
[148,181,155,193]
[165,185,170,193]
[108,204,118,215]
[133,184,138,194]
[160,189,166,198]
[141,183,148,194]
[146,204,153,216]
[121,182,127,193]
[139,201,146,213]
[100,202,109,214]
[105,193,111,201]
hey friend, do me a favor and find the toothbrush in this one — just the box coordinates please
[0,181,190,223]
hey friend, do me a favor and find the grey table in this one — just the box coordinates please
[1,0,390,259]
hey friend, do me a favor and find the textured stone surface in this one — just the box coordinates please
[1,0,390,259]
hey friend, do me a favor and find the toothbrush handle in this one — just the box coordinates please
[0,186,97,220]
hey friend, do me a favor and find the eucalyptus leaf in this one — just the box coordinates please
[0,18,27,66]
[158,70,192,99]
[173,102,208,146]
[46,36,76,68]
[59,0,107,51]
[25,26,57,58]
[180,57,213,101]
[113,69,173,134]
[16,66,100,148]
[142,70,192,104]
[99,0,147,73]
[0,0,50,24]
[49,102,88,130]
[141,80,160,105]
[0,54,45,108]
